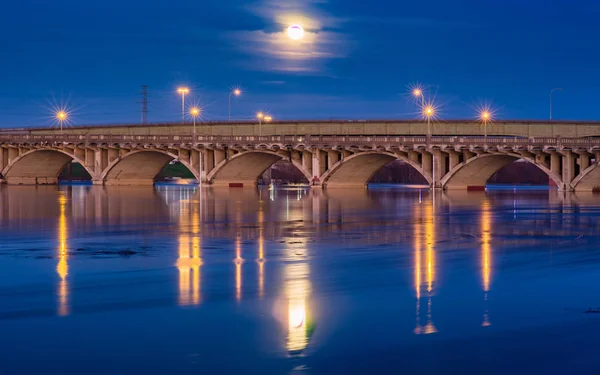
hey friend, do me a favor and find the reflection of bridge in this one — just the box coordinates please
[3,121,600,191]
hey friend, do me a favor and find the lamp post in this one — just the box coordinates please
[177,87,190,123]
[549,88,562,122]
[228,89,241,122]
[190,107,200,145]
[480,110,491,138]
[257,112,264,135]
[56,110,68,135]
[423,104,435,136]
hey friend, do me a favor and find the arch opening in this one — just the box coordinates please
[103,150,196,186]
[260,160,310,185]
[3,149,92,185]
[323,152,430,188]
[369,160,429,186]
[59,162,93,182]
[442,154,560,190]
[208,151,310,187]
[487,160,551,186]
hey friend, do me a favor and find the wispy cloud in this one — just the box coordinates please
[227,0,348,74]
[350,16,479,29]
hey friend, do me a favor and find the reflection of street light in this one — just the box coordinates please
[177,87,190,123]
[190,107,201,144]
[228,88,242,122]
[56,110,68,135]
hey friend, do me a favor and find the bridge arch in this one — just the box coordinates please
[101,149,198,185]
[441,153,562,189]
[321,151,431,188]
[2,148,93,185]
[206,150,311,187]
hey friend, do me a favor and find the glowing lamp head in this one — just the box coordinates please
[190,107,200,117]
[413,88,422,97]
[287,24,305,41]
[424,106,434,117]
[233,89,241,96]
[481,111,491,121]
[177,87,190,95]
[56,111,68,121]
[257,112,264,119]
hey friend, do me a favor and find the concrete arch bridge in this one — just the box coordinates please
[2,132,600,191]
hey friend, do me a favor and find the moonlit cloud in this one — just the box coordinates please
[228,0,348,74]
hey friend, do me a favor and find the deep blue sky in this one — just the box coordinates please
[1,0,599,127]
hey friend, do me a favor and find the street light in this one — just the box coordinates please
[56,110,68,135]
[264,115,272,122]
[412,87,425,107]
[177,87,190,123]
[228,88,242,122]
[549,88,562,122]
[190,107,201,144]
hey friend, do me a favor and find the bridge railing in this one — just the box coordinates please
[1,134,600,149]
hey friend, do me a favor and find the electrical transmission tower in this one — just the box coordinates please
[140,85,148,124]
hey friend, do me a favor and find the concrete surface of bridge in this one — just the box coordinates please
[3,120,600,191]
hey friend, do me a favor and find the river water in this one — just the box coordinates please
[1,184,600,374]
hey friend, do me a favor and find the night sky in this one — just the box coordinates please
[1,0,598,127]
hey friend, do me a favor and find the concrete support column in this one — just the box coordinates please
[191,149,201,182]
[214,149,226,167]
[8,148,18,164]
[291,150,301,165]
[422,151,433,180]
[594,151,600,165]
[562,150,575,190]
[311,149,326,185]
[328,150,340,169]
[448,150,460,171]
[408,150,419,163]
[535,153,548,168]
[342,150,353,160]
[204,149,215,177]
[432,150,443,189]
[198,151,207,183]
[94,149,103,177]
[302,150,313,177]
[0,147,5,172]
[107,148,119,166]
[319,150,327,176]
[462,150,475,161]
[550,152,561,176]
[74,147,85,162]
[579,153,590,172]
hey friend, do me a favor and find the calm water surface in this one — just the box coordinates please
[1,184,600,374]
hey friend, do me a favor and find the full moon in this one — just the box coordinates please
[287,25,305,40]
